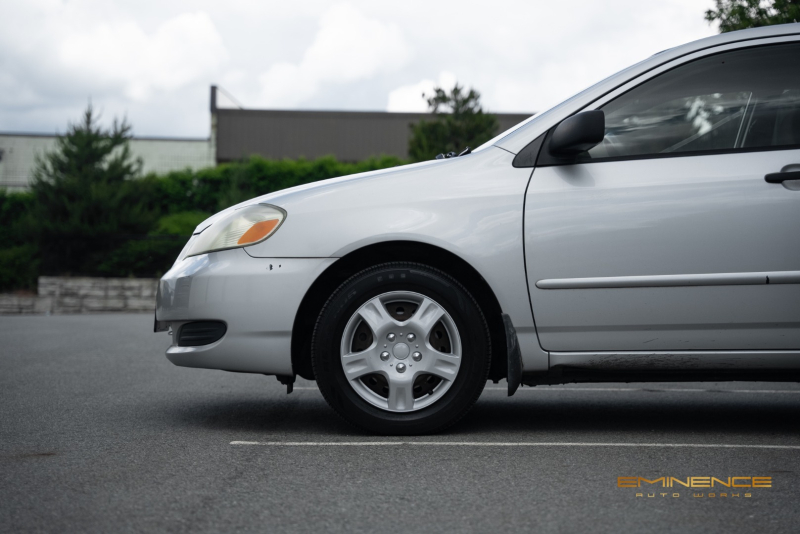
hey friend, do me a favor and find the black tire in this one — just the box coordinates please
[311,262,491,435]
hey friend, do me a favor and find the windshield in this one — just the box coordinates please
[473,54,659,153]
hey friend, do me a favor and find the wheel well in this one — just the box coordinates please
[291,241,508,382]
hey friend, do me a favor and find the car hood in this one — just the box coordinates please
[193,158,445,234]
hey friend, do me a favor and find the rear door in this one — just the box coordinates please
[525,40,800,352]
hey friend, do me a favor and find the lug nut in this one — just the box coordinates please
[396,363,406,373]
[407,333,416,342]
[387,333,396,342]
[412,351,422,361]
[380,351,390,361]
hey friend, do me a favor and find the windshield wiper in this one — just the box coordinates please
[435,146,472,160]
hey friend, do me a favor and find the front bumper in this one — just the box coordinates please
[156,248,336,375]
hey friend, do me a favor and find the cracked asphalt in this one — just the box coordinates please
[2,313,799,533]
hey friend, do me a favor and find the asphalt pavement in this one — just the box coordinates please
[1,313,799,533]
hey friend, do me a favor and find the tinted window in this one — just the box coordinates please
[585,43,800,160]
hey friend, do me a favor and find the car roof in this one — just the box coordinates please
[492,23,800,154]
[653,22,800,62]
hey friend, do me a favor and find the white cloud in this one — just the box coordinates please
[257,3,412,107]
[0,1,229,134]
[386,71,457,112]
[476,0,720,114]
[0,0,719,136]
[59,12,227,101]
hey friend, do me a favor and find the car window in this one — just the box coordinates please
[584,42,800,161]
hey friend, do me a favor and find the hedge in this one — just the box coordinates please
[0,155,405,291]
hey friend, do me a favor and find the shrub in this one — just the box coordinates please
[0,191,38,290]
[0,190,34,249]
[147,154,406,214]
[151,211,210,235]
[0,245,39,292]
[95,211,211,278]
[96,237,187,279]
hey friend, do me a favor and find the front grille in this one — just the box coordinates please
[177,321,227,347]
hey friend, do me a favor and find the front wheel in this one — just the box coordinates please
[311,262,491,435]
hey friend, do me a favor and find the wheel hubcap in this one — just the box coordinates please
[392,342,410,360]
[340,291,462,413]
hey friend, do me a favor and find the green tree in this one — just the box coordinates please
[705,0,800,32]
[408,83,499,162]
[28,105,157,275]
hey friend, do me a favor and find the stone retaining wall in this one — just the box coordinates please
[0,276,158,314]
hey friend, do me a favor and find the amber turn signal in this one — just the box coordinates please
[237,218,280,245]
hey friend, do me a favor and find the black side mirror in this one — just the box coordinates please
[549,110,605,156]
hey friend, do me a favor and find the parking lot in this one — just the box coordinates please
[2,313,799,533]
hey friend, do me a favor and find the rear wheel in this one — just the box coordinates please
[311,262,491,434]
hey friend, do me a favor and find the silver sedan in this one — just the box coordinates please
[156,25,800,434]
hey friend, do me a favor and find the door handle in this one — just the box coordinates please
[765,170,800,183]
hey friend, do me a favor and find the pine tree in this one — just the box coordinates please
[28,105,156,275]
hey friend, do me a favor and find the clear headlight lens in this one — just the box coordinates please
[185,204,286,258]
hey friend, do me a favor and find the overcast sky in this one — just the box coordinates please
[0,0,720,138]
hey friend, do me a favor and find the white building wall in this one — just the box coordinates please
[128,137,215,176]
[0,135,56,191]
[0,133,214,192]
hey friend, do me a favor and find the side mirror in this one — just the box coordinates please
[549,110,605,156]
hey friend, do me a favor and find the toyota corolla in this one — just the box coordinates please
[156,25,800,434]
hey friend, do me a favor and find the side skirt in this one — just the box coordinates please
[521,350,800,386]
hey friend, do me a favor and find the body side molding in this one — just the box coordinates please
[536,271,800,289]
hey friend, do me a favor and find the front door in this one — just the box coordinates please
[524,41,800,352]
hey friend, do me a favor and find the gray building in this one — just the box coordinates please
[212,86,532,163]
[1,86,532,190]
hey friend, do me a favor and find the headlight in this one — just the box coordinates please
[185,204,286,258]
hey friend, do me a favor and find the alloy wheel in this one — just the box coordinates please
[339,291,462,412]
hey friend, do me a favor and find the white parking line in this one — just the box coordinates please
[484,387,800,393]
[291,386,800,394]
[231,441,800,449]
